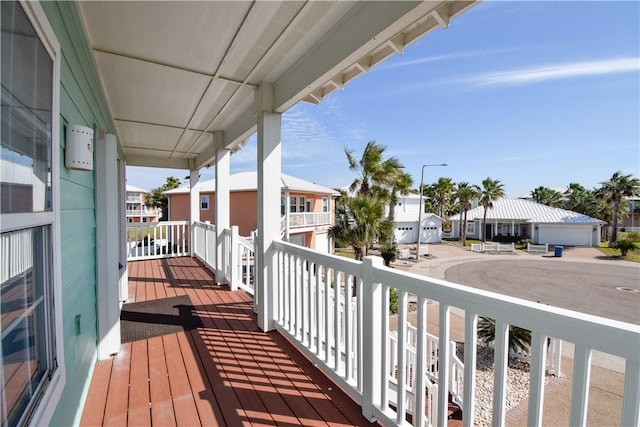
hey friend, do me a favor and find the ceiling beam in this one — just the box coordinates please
[125,153,191,169]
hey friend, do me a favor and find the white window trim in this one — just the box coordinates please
[201,195,210,210]
[2,2,66,426]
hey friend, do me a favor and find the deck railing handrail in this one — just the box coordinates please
[271,240,640,426]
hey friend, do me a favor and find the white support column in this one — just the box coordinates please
[256,83,281,332]
[215,138,230,280]
[189,167,200,257]
[95,130,121,359]
[284,189,290,241]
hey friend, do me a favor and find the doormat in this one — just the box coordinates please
[120,294,203,343]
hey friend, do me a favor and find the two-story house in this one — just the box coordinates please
[125,184,159,223]
[164,171,338,253]
[387,194,443,244]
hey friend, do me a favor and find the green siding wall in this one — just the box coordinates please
[40,2,117,426]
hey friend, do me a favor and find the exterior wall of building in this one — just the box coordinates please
[168,190,333,245]
[41,2,119,426]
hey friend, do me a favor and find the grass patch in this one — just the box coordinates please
[598,242,640,263]
[334,248,356,260]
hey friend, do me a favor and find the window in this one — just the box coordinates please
[1,2,63,426]
[466,222,475,234]
[299,196,306,213]
[322,197,329,213]
[281,196,285,215]
[290,196,297,213]
[200,195,209,210]
[306,200,312,212]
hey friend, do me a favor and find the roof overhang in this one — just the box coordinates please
[78,1,479,170]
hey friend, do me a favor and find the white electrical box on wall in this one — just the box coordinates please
[65,124,94,170]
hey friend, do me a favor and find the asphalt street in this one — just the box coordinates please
[444,259,640,324]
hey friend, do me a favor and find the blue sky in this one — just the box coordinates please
[127,1,640,198]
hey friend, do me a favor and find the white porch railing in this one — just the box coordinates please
[1,228,34,285]
[127,221,189,261]
[289,212,331,229]
[192,221,255,294]
[271,240,640,427]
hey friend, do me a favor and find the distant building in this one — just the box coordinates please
[620,196,640,232]
[164,171,338,253]
[448,198,605,246]
[126,185,159,223]
[386,194,443,244]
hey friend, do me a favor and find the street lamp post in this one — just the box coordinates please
[416,163,448,260]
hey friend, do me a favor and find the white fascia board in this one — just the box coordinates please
[273,1,439,112]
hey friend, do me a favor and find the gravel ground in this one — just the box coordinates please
[456,344,554,426]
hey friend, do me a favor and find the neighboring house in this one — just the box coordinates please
[619,196,640,232]
[447,198,605,246]
[164,172,338,253]
[125,184,159,222]
[387,194,443,244]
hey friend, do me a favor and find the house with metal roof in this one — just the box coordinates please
[164,171,339,252]
[447,198,605,246]
[388,194,443,244]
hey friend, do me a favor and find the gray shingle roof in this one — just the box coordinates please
[449,198,605,224]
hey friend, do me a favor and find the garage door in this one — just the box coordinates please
[314,232,329,253]
[289,234,305,247]
[421,225,440,243]
[394,222,416,244]
[538,226,591,246]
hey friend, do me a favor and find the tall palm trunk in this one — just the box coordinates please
[610,199,620,246]
[462,208,468,246]
[482,210,488,242]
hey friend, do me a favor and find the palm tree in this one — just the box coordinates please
[530,186,563,207]
[345,141,404,196]
[563,183,597,216]
[146,176,182,220]
[329,194,391,261]
[479,177,505,242]
[455,182,480,246]
[477,317,531,353]
[387,171,415,223]
[432,177,455,218]
[600,171,640,245]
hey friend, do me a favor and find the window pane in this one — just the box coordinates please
[1,1,53,214]
[1,226,52,427]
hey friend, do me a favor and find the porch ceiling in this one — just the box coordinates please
[78,1,479,170]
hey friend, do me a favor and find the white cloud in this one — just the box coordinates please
[377,48,518,71]
[464,57,640,87]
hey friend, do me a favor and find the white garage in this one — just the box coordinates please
[537,225,594,246]
[393,222,417,244]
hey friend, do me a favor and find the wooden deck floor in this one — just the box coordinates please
[81,257,377,427]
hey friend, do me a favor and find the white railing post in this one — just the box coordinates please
[230,226,240,291]
[361,256,383,422]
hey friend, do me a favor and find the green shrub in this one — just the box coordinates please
[477,317,531,353]
[613,239,638,256]
[380,243,398,267]
[388,288,398,314]
[625,231,640,242]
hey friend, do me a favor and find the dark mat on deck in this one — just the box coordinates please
[120,295,203,343]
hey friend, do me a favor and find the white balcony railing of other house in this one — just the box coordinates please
[271,240,640,427]
[288,212,331,229]
[127,221,189,261]
[126,209,157,217]
[126,195,142,203]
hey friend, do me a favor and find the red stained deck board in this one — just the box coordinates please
[103,343,131,427]
[147,335,177,426]
[127,340,150,427]
[79,358,113,427]
[162,333,201,426]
